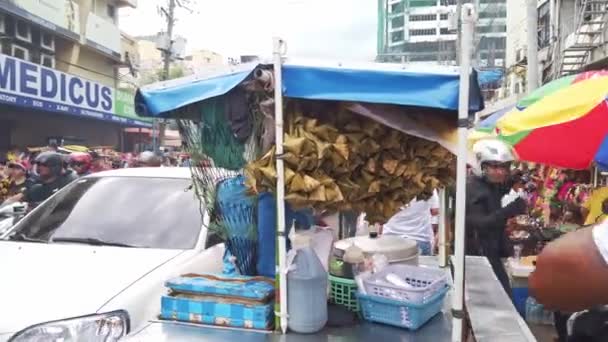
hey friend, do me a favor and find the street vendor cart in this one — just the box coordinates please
[131,6,535,342]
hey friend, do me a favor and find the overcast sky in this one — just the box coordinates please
[119,0,377,61]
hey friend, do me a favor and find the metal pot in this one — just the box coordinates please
[329,234,419,278]
[329,247,355,278]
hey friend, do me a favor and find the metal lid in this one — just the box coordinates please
[334,235,419,262]
[343,245,365,264]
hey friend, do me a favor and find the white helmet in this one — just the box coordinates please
[137,151,161,167]
[472,139,514,176]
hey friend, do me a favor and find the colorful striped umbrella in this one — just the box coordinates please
[496,71,608,170]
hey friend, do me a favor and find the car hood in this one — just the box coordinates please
[0,241,183,334]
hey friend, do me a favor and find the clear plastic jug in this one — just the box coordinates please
[287,235,328,333]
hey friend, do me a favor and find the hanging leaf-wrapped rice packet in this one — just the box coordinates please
[259,164,277,181]
[285,167,296,185]
[333,143,350,161]
[289,174,307,193]
[382,159,399,175]
[283,135,307,156]
[283,152,299,167]
[311,124,338,142]
[302,175,322,193]
[309,186,327,202]
[325,182,344,203]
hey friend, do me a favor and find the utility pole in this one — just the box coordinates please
[455,0,462,65]
[155,0,177,153]
[526,0,539,91]
[162,0,176,81]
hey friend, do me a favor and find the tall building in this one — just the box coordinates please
[377,0,506,68]
[0,0,150,153]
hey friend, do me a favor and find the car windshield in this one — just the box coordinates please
[9,177,203,249]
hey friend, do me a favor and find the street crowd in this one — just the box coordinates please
[0,145,192,208]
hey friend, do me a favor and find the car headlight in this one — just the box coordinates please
[9,310,129,342]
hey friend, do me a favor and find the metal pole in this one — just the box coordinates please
[273,37,288,334]
[549,0,555,41]
[455,0,462,65]
[526,0,539,91]
[163,0,176,81]
[153,0,176,153]
[452,4,475,342]
[438,187,448,267]
[594,166,599,188]
[152,120,157,152]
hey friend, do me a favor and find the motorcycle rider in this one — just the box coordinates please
[6,152,77,205]
[6,161,33,197]
[136,151,162,167]
[466,140,527,297]
[69,152,93,176]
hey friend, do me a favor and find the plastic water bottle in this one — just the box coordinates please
[525,297,534,323]
[542,307,554,325]
[287,235,328,333]
[525,297,539,324]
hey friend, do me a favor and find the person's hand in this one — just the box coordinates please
[504,197,527,218]
[529,227,608,311]
[505,218,519,235]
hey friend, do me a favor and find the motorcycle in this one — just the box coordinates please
[0,202,28,237]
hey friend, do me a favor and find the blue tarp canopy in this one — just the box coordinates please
[477,68,504,86]
[135,59,485,118]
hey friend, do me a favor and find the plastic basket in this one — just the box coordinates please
[358,286,449,330]
[363,264,447,304]
[329,274,360,312]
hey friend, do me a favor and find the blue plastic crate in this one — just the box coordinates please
[160,295,274,330]
[357,286,449,331]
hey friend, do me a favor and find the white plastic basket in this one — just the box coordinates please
[363,264,448,305]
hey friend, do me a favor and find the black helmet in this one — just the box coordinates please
[35,152,64,177]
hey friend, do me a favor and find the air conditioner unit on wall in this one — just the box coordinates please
[40,53,55,68]
[14,20,32,43]
[40,31,55,52]
[11,44,30,61]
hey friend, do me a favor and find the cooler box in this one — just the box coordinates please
[507,257,536,318]
[160,273,275,330]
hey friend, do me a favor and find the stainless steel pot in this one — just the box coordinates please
[329,234,419,278]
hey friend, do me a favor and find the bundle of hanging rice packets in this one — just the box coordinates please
[245,107,455,224]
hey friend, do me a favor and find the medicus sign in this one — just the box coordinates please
[0,54,148,126]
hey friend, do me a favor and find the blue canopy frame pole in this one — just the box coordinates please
[452,5,476,342]
[273,37,288,335]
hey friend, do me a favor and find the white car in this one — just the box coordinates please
[0,167,225,341]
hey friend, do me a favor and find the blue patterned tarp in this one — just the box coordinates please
[166,274,275,302]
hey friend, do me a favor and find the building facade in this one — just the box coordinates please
[0,0,149,153]
[501,0,608,103]
[376,0,507,102]
[377,0,507,68]
[542,0,608,80]
[183,49,223,74]
[134,35,225,85]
